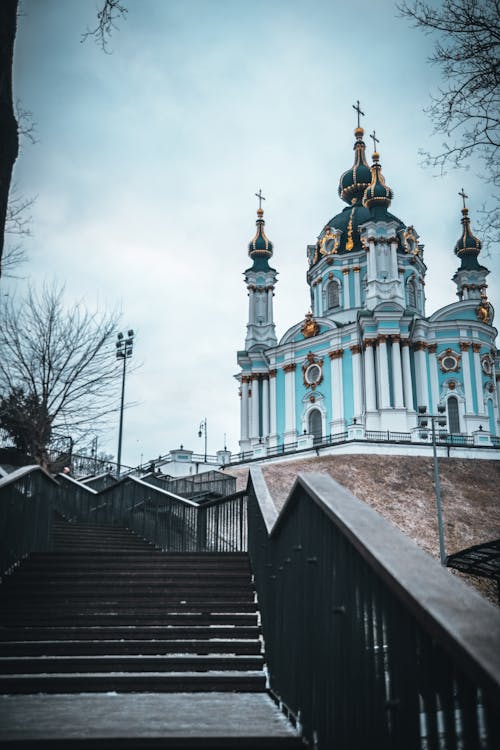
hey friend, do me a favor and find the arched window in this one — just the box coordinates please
[327,280,340,310]
[447,396,460,434]
[407,277,417,308]
[308,409,322,441]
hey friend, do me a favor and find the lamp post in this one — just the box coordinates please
[417,405,447,565]
[116,329,134,476]
[198,418,207,463]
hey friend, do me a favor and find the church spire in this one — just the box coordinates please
[248,190,274,271]
[338,102,371,206]
[363,133,394,217]
[452,191,489,302]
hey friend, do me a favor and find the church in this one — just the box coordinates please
[236,114,499,455]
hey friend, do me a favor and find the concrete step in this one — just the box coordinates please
[0,625,261,641]
[0,639,262,656]
[0,670,267,694]
[0,654,265,674]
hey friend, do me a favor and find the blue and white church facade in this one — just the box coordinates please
[236,124,499,455]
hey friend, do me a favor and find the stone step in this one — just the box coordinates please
[0,625,261,641]
[0,670,267,694]
[0,654,265,674]
[1,613,259,626]
[0,639,262,656]
[1,601,259,614]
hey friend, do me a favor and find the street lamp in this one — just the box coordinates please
[116,329,134,476]
[198,418,207,462]
[417,404,448,565]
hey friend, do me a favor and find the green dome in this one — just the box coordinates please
[338,128,372,206]
[363,152,393,215]
[248,208,274,270]
[454,207,482,269]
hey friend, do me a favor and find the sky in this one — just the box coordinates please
[7,0,499,467]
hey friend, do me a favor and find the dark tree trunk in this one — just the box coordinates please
[0,0,19,278]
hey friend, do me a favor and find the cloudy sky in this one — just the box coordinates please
[8,0,499,466]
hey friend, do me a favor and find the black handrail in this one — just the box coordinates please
[247,467,500,750]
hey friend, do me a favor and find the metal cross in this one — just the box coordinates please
[255,189,266,209]
[352,100,365,128]
[369,130,380,152]
[458,188,468,209]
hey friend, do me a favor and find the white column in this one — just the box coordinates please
[267,288,274,322]
[364,340,377,411]
[391,336,404,409]
[414,343,428,410]
[460,343,474,414]
[248,287,255,324]
[366,241,375,279]
[376,336,390,409]
[240,378,249,442]
[269,371,277,437]
[428,344,439,412]
[401,340,413,410]
[343,269,350,309]
[284,364,296,438]
[251,375,260,439]
[353,267,361,308]
[390,241,398,279]
[351,345,363,419]
[329,350,344,430]
[262,377,270,438]
[473,344,484,414]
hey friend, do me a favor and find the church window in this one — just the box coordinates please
[439,349,461,373]
[305,363,322,386]
[407,276,417,308]
[308,409,322,440]
[327,280,340,309]
[481,355,493,375]
[447,396,460,434]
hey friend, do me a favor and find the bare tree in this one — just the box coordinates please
[81,0,128,52]
[0,1,127,277]
[398,0,500,249]
[0,285,122,466]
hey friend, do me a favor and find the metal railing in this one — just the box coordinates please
[56,474,247,553]
[247,468,500,750]
[0,467,55,576]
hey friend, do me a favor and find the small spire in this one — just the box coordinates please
[339,116,371,206]
[454,191,482,268]
[352,100,365,129]
[248,194,273,269]
[363,143,393,214]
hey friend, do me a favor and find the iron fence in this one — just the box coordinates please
[247,469,500,750]
[0,468,55,576]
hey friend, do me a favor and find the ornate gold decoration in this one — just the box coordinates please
[363,339,376,348]
[459,342,470,352]
[486,381,495,393]
[345,209,355,251]
[448,381,456,390]
[268,368,277,379]
[342,268,350,275]
[301,311,320,339]
[352,266,361,273]
[350,344,362,355]
[401,338,410,347]
[402,226,419,255]
[310,395,316,403]
[428,343,437,354]
[476,292,492,324]
[413,341,427,351]
[472,343,482,353]
[318,226,339,256]
[390,334,401,343]
[377,335,389,344]
[283,363,296,374]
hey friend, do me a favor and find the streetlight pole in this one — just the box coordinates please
[198,418,207,462]
[116,329,134,476]
[418,405,447,565]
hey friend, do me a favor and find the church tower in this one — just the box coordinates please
[236,195,278,453]
[452,191,489,302]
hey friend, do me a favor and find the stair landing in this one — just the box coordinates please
[0,692,301,748]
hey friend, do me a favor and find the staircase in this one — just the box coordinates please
[0,516,302,748]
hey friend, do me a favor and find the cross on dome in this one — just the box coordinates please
[352,100,365,129]
[369,130,379,153]
[255,189,266,210]
[459,188,468,210]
